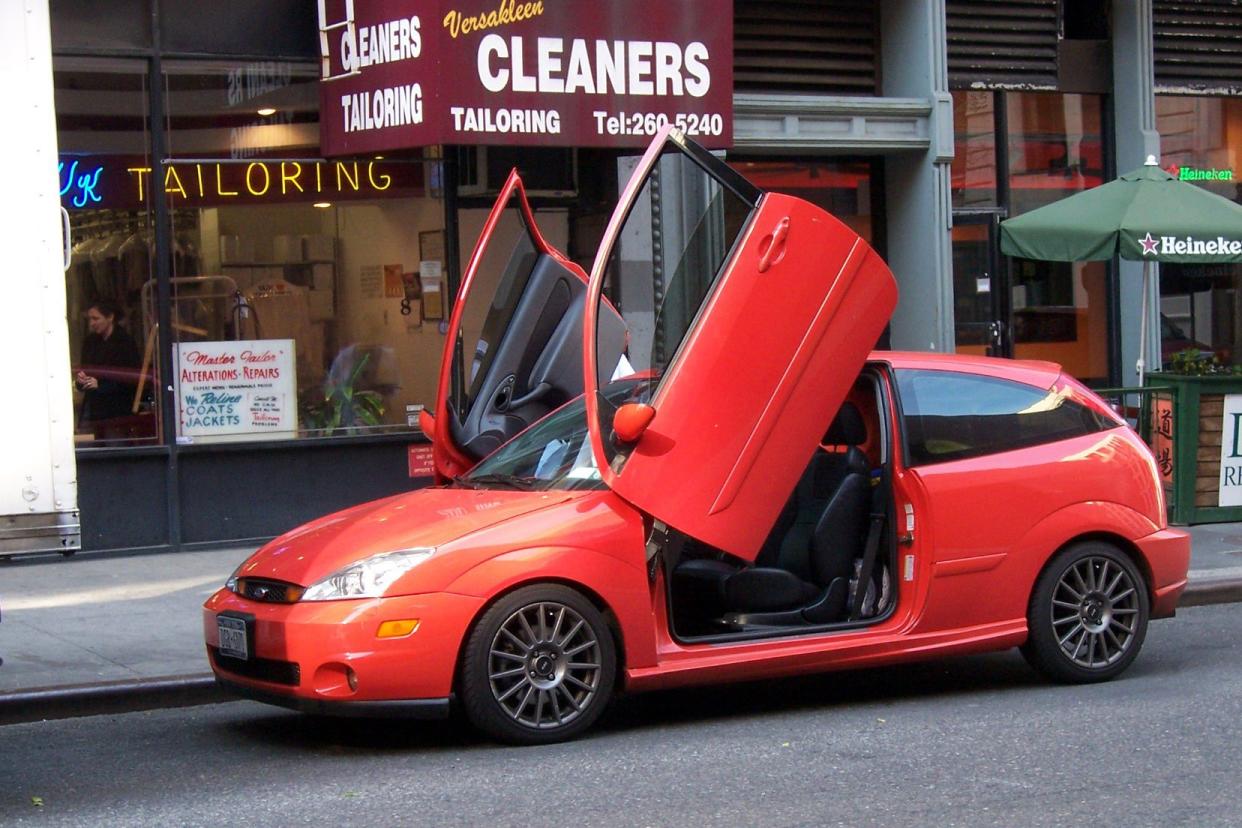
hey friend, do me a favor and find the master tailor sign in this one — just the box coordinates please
[317,0,733,155]
[174,340,297,442]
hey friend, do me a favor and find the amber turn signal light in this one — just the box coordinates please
[376,619,420,638]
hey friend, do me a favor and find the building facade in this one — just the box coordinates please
[40,0,1242,553]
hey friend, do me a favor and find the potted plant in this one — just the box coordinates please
[299,352,385,436]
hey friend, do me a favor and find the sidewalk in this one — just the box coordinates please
[0,545,254,723]
[1,526,1240,724]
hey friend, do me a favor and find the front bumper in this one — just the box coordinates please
[216,676,451,719]
[1136,527,1191,619]
[203,588,484,710]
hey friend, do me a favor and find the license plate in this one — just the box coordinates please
[217,615,249,660]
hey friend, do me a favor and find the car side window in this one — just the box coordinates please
[895,369,1114,466]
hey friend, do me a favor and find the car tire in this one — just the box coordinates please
[460,584,616,744]
[1021,542,1150,684]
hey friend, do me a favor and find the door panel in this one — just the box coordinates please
[584,129,898,560]
[431,172,625,480]
[952,214,1008,358]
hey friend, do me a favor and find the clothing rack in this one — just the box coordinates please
[140,275,245,343]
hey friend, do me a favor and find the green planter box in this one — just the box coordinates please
[1145,372,1242,525]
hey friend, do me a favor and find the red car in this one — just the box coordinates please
[204,127,1190,744]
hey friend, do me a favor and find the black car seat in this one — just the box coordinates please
[671,402,873,629]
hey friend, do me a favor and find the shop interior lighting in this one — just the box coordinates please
[313,202,332,209]
[256,107,277,116]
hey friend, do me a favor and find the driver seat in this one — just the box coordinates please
[671,403,873,629]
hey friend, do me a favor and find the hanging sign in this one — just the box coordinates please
[317,0,734,155]
[1219,394,1242,506]
[174,339,297,442]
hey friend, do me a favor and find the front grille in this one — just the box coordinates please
[236,578,300,604]
[210,647,301,687]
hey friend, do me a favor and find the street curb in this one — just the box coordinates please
[0,674,226,726]
[1180,576,1242,608]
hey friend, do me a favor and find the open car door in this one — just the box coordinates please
[425,171,626,481]
[583,127,898,560]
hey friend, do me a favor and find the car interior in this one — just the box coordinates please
[449,238,627,462]
[666,370,896,640]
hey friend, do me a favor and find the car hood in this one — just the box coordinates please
[235,486,578,586]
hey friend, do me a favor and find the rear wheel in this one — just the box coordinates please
[461,584,616,744]
[1021,542,1149,683]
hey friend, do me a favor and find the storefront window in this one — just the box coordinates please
[56,58,160,446]
[1006,93,1109,384]
[1156,96,1242,369]
[161,61,447,443]
[728,159,875,244]
[951,90,998,208]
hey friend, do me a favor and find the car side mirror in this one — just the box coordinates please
[418,409,437,441]
[613,403,656,444]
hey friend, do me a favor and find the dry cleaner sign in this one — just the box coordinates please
[317,0,733,154]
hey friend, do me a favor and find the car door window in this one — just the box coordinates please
[595,143,757,468]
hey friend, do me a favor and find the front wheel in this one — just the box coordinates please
[460,584,616,744]
[1021,542,1150,684]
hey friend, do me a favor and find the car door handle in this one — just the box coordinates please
[508,382,551,409]
[757,217,790,273]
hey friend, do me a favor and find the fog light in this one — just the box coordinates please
[376,619,420,638]
[312,662,357,697]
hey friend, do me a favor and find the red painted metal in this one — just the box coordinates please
[205,133,1189,725]
[429,170,585,482]
[584,131,896,559]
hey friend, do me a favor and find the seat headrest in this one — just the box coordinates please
[823,402,866,446]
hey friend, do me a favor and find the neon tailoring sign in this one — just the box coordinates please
[58,155,424,209]
[1165,163,1235,182]
[60,158,104,208]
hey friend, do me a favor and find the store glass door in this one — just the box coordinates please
[952,212,1008,358]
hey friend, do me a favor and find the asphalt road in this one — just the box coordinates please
[2,603,1240,827]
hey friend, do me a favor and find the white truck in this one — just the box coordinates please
[1,0,80,557]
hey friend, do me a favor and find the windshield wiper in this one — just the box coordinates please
[454,473,539,491]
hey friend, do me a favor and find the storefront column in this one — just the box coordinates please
[880,0,956,352]
[1114,0,1161,385]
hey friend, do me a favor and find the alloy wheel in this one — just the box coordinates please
[1050,555,1141,669]
[487,601,603,729]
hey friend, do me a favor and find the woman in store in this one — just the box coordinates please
[75,300,143,435]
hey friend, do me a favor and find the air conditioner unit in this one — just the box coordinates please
[456,146,579,198]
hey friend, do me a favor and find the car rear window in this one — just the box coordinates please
[895,369,1115,466]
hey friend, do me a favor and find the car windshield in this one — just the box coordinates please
[457,379,649,491]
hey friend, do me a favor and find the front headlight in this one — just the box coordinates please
[301,548,435,601]
[225,564,242,593]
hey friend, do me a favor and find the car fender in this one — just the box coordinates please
[919,500,1158,632]
[1014,499,1158,574]
[1013,497,1164,583]
[444,545,658,670]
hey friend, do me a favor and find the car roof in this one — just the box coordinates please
[869,351,1065,388]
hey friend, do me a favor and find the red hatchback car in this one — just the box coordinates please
[204,128,1190,744]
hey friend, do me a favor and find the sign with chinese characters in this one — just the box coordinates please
[1219,394,1242,506]
[317,0,733,154]
[1151,395,1174,485]
[174,339,297,442]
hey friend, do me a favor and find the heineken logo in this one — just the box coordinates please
[1138,231,1242,256]
[1165,164,1234,182]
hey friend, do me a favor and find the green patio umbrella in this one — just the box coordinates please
[1000,156,1242,383]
